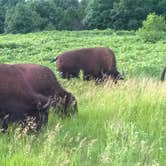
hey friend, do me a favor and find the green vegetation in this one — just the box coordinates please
[1,0,166,33]
[137,13,166,43]
[0,30,166,165]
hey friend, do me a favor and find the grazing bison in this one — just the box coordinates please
[14,64,77,116]
[51,47,124,82]
[0,64,51,132]
[161,67,166,81]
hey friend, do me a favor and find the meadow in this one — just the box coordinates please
[0,30,165,166]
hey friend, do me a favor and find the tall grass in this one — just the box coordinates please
[0,30,165,165]
[0,79,165,165]
[0,30,165,78]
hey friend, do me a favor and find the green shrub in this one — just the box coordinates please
[137,13,166,43]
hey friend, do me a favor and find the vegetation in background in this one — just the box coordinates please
[137,13,166,43]
[0,29,165,77]
[0,30,165,165]
[1,0,166,33]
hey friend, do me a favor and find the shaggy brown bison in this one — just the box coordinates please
[14,64,77,116]
[0,64,51,132]
[51,47,124,82]
[161,67,166,81]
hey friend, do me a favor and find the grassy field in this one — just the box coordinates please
[0,30,165,166]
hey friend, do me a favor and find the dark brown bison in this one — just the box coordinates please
[51,47,124,82]
[161,67,166,81]
[14,64,77,116]
[0,64,51,132]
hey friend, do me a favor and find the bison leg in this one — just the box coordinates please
[71,72,79,78]
[0,114,9,132]
[60,72,74,79]
[93,73,104,82]
[60,72,67,79]
[83,71,91,81]
[59,72,70,79]
[83,74,91,81]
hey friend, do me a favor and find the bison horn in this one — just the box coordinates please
[161,67,166,81]
[42,97,51,110]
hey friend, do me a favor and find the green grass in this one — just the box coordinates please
[0,30,165,165]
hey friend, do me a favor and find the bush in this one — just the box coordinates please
[136,13,166,43]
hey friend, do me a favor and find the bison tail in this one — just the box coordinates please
[50,57,58,63]
[161,67,166,81]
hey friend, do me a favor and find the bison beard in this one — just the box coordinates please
[0,64,51,132]
[52,47,124,82]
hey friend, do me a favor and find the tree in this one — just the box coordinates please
[78,0,88,18]
[0,0,25,8]
[82,0,164,30]
[4,2,41,33]
[60,7,82,30]
[29,0,62,30]
[157,0,166,16]
[109,0,152,30]
[0,7,5,33]
[83,0,116,29]
[53,0,79,10]
[29,0,81,30]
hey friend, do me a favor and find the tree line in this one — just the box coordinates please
[0,0,166,34]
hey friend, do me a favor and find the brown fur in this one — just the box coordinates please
[14,64,78,116]
[0,64,50,131]
[53,47,123,82]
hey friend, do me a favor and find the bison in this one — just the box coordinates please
[14,64,77,116]
[161,67,166,81]
[0,64,51,132]
[51,47,124,82]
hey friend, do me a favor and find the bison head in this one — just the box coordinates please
[52,93,78,117]
[37,97,51,125]
[107,70,125,83]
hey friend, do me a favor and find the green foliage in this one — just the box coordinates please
[78,0,89,21]
[29,0,82,31]
[0,0,83,33]
[0,29,165,76]
[109,0,148,30]
[144,13,166,31]
[0,7,5,33]
[0,30,166,165]
[137,13,166,42]
[83,0,114,29]
[83,0,157,30]
[1,0,166,33]
[0,79,165,165]
[29,1,62,31]
[53,0,79,9]
[60,7,82,30]
[0,0,25,8]
[157,0,166,17]
[4,2,41,34]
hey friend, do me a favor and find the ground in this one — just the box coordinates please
[0,30,165,166]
